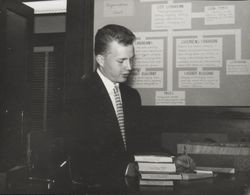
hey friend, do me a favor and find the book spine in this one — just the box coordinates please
[141,173,182,180]
[135,156,173,163]
[177,143,250,155]
[139,179,174,186]
[138,163,176,173]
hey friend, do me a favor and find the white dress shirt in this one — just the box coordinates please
[97,68,122,115]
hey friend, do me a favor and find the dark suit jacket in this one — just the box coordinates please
[63,71,141,185]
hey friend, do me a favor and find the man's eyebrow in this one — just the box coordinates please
[117,57,134,61]
[120,55,135,59]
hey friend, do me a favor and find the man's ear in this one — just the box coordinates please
[96,54,104,67]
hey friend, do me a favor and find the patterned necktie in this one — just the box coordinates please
[113,85,127,151]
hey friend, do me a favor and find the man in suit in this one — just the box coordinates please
[64,24,141,190]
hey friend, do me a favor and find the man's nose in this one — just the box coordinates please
[124,60,132,70]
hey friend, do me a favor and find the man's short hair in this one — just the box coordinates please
[94,24,136,56]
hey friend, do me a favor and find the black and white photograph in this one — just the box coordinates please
[0,0,250,194]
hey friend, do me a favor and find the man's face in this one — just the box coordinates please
[97,40,135,83]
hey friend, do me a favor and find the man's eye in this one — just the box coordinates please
[117,60,124,63]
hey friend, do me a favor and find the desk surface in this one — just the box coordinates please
[6,170,250,195]
[126,173,250,195]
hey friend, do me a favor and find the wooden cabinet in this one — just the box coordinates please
[0,0,33,166]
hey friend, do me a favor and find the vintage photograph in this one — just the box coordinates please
[0,0,250,194]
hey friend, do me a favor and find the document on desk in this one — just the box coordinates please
[181,172,214,180]
[196,166,235,174]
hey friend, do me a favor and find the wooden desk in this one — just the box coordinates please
[5,168,250,195]
[127,173,250,195]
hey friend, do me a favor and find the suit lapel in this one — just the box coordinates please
[91,72,117,122]
[91,72,125,147]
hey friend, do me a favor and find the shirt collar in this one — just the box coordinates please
[97,68,119,94]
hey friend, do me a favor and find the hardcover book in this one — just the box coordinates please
[141,172,182,180]
[135,153,174,163]
[139,179,174,186]
[138,162,176,173]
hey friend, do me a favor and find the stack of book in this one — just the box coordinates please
[135,153,177,186]
[135,153,216,186]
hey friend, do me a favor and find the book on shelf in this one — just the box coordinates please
[138,162,176,173]
[177,142,250,155]
[140,172,182,180]
[139,179,174,186]
[134,153,174,163]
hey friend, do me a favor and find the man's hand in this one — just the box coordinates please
[175,154,196,173]
[125,162,140,177]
